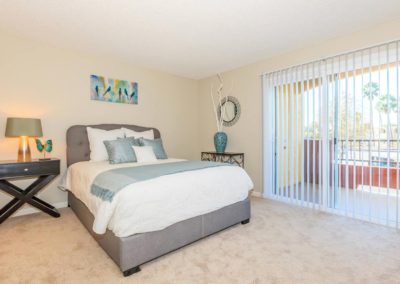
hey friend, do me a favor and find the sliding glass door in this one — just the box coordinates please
[264,41,400,228]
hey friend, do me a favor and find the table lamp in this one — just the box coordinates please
[5,117,43,162]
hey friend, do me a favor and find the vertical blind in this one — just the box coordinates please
[263,40,400,228]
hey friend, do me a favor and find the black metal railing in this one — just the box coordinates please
[337,139,399,167]
[304,139,400,167]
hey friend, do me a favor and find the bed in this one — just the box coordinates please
[65,124,252,276]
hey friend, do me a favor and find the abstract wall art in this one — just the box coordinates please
[90,75,138,105]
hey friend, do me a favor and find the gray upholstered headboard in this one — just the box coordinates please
[66,124,161,167]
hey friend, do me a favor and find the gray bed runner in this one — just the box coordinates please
[91,161,229,202]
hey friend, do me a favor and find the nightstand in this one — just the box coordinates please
[201,152,244,168]
[0,159,60,224]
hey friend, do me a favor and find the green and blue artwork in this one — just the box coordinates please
[90,75,138,104]
[35,139,53,160]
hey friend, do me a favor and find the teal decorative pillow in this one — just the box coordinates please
[103,138,138,164]
[139,138,168,159]
[119,137,141,146]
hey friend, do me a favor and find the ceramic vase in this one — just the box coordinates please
[214,132,228,153]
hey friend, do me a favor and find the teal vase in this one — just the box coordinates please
[214,132,227,153]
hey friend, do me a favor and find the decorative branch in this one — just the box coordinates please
[210,84,220,131]
[217,75,224,130]
[210,74,230,132]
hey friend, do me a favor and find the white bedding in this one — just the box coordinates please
[61,158,253,237]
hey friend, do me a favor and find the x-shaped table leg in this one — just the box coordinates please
[0,175,60,224]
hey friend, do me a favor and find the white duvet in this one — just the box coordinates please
[61,159,253,237]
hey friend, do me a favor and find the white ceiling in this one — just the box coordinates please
[1,0,400,79]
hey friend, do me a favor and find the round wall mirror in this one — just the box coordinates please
[217,96,241,127]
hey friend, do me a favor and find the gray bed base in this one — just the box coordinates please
[66,124,251,276]
[68,192,250,276]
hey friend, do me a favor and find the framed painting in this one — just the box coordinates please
[90,75,138,104]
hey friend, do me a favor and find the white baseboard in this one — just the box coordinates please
[12,201,68,218]
[251,191,263,198]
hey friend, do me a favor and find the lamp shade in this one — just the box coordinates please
[5,117,43,137]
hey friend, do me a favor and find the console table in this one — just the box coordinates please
[201,152,244,168]
[0,159,60,224]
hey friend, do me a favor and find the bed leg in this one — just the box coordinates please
[241,218,250,225]
[123,266,141,277]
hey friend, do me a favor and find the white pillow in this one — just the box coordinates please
[122,127,154,140]
[132,146,157,163]
[87,127,125,161]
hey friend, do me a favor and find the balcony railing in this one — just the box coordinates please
[337,139,400,167]
[303,139,400,189]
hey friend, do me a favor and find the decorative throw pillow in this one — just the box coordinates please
[139,138,168,159]
[104,139,137,164]
[122,127,154,140]
[87,127,125,161]
[132,146,158,163]
[118,137,141,146]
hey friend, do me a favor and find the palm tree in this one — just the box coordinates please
[362,82,380,139]
[376,94,398,139]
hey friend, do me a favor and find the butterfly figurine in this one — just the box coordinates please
[35,139,53,160]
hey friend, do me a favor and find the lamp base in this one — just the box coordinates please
[18,136,31,162]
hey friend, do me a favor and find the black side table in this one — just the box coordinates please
[201,152,244,168]
[0,159,60,224]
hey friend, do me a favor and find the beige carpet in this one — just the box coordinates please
[1,198,400,284]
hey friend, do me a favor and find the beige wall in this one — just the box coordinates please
[199,20,400,195]
[0,31,199,210]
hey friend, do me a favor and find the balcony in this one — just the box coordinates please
[301,139,399,225]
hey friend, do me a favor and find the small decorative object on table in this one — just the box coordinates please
[5,117,43,162]
[210,74,230,153]
[201,151,244,168]
[214,132,227,153]
[210,74,241,153]
[35,139,53,161]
